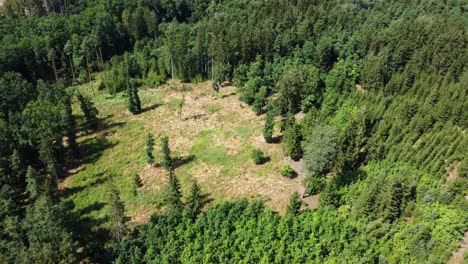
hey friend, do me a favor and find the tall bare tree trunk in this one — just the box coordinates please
[302,177,312,198]
[170,54,174,82]
[85,56,95,96]
[51,59,58,81]
[42,0,50,14]
[68,54,75,84]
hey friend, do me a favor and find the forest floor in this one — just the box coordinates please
[60,80,314,233]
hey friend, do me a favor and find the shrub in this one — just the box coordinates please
[252,149,266,165]
[281,165,297,178]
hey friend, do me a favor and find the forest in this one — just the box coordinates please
[0,0,467,263]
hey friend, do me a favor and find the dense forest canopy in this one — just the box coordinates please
[0,0,467,263]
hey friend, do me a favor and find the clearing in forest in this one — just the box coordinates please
[60,81,309,229]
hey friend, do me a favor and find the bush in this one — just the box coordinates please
[281,165,297,178]
[252,149,267,165]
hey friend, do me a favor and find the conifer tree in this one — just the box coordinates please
[263,102,275,143]
[187,180,206,218]
[132,81,141,113]
[109,181,126,242]
[161,136,172,171]
[165,172,182,209]
[25,166,40,200]
[385,181,404,222]
[127,82,137,114]
[146,133,155,164]
[132,173,143,198]
[283,120,303,161]
[76,93,99,130]
[287,192,302,215]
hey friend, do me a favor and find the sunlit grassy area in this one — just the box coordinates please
[60,79,302,236]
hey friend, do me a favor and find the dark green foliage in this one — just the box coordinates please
[145,133,155,164]
[109,181,126,242]
[280,165,296,179]
[25,166,40,200]
[186,180,206,218]
[251,149,267,165]
[283,119,302,161]
[263,102,275,143]
[127,79,141,114]
[76,93,99,130]
[286,192,302,215]
[132,174,143,198]
[165,172,182,209]
[161,136,172,171]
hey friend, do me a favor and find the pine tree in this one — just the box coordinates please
[187,180,206,218]
[283,120,303,161]
[263,102,275,143]
[76,93,99,130]
[132,174,143,198]
[165,172,182,209]
[127,81,137,114]
[161,136,172,171]
[25,166,40,200]
[132,80,141,113]
[287,192,302,215]
[9,149,24,186]
[109,181,126,242]
[146,133,155,164]
[385,181,404,222]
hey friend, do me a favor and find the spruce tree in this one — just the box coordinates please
[132,174,143,198]
[146,133,155,164]
[76,93,99,130]
[165,172,182,209]
[109,181,126,242]
[161,136,172,171]
[283,120,303,161]
[132,80,141,113]
[127,81,137,114]
[187,180,206,218]
[287,192,302,215]
[263,102,275,143]
[25,166,40,200]
[385,181,404,222]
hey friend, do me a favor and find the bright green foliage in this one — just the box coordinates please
[145,133,155,164]
[165,172,182,209]
[283,119,302,161]
[286,192,302,215]
[263,102,275,143]
[187,180,206,218]
[76,93,99,130]
[251,149,267,165]
[280,165,296,179]
[252,86,267,115]
[161,136,172,171]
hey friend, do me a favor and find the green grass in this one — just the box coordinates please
[203,104,222,113]
[61,81,295,239]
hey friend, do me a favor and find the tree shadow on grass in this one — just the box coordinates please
[61,173,108,198]
[269,135,283,144]
[172,154,196,169]
[139,103,162,114]
[80,136,117,165]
